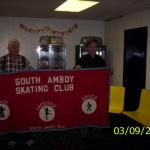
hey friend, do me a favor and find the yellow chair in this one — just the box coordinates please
[109,86,125,113]
[123,89,150,127]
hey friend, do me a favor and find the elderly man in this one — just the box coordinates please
[0,39,31,72]
[0,39,34,148]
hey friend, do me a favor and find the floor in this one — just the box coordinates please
[0,114,149,150]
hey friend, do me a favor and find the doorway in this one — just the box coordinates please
[123,27,147,111]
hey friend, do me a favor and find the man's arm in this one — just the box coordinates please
[0,57,4,72]
[74,57,84,70]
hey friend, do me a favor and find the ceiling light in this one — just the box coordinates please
[55,0,100,12]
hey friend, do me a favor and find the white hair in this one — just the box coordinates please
[8,39,19,46]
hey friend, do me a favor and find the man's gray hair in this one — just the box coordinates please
[8,39,19,46]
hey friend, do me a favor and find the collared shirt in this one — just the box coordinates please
[76,54,106,68]
[0,54,30,72]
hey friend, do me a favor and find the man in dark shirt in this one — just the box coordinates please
[74,39,105,138]
[75,39,106,69]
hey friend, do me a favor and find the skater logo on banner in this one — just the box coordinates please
[82,95,97,115]
[36,101,56,122]
[0,100,10,121]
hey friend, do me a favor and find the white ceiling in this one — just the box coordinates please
[0,0,150,21]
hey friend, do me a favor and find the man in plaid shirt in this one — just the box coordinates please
[0,39,34,147]
[0,39,31,72]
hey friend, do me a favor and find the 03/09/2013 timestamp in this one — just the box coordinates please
[113,126,150,135]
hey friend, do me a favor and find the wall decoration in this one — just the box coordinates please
[20,24,78,36]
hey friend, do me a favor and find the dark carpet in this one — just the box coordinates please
[0,114,149,150]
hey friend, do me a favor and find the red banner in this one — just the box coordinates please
[0,69,110,133]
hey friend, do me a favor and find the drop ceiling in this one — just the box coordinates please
[0,0,150,21]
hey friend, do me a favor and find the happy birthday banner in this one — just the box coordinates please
[0,69,110,133]
[20,24,78,36]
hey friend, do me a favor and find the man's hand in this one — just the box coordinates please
[75,65,81,70]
